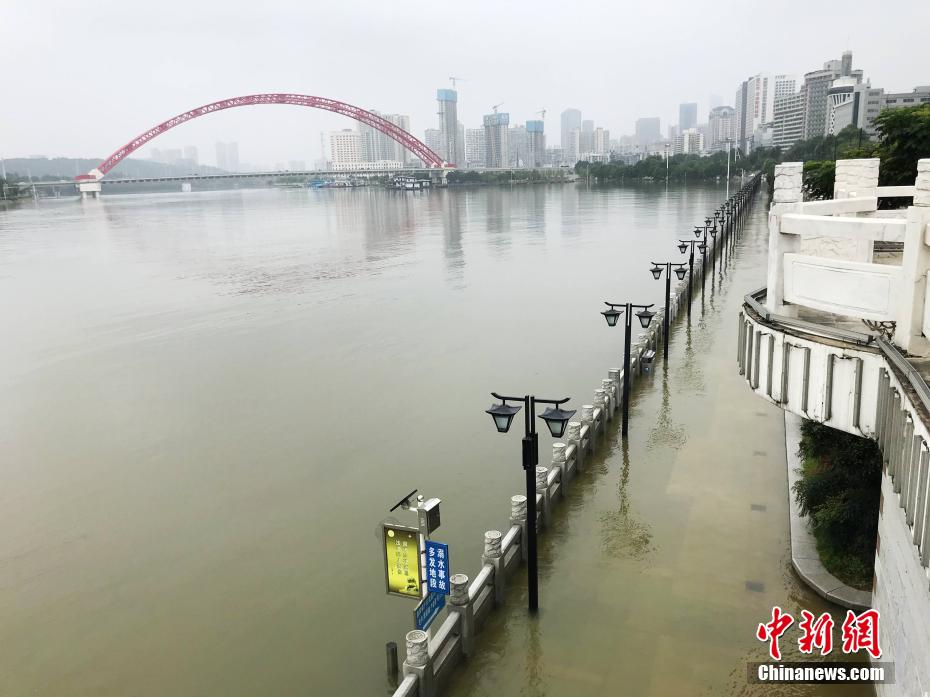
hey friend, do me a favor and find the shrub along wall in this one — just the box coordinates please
[793,420,882,590]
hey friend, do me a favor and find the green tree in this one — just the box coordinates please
[872,104,930,186]
[793,420,881,588]
[802,161,836,200]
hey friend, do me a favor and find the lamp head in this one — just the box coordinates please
[485,401,522,433]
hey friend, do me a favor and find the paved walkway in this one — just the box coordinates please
[443,193,874,697]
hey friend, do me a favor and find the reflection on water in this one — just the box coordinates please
[598,441,653,561]
[647,363,686,451]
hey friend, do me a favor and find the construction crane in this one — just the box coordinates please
[536,108,547,120]
[491,102,504,114]
[449,76,466,88]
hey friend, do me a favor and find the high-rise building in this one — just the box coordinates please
[679,103,698,130]
[825,84,930,137]
[359,112,411,165]
[183,146,198,165]
[773,93,805,149]
[734,80,748,151]
[456,122,465,167]
[424,128,443,162]
[561,108,582,161]
[329,129,361,168]
[635,117,661,145]
[593,127,609,154]
[708,106,736,152]
[483,112,510,168]
[674,128,704,155]
[465,128,486,168]
[745,74,773,150]
[801,51,864,139]
[437,89,459,165]
[734,74,797,152]
[525,120,545,168]
[509,125,527,167]
[580,120,595,153]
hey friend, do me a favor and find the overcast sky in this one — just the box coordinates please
[2,0,929,168]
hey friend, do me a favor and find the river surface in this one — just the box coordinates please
[0,184,871,696]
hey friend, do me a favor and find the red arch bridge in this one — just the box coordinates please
[75,93,449,193]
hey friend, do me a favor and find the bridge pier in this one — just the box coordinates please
[75,170,104,199]
[77,179,102,199]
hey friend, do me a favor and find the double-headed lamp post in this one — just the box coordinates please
[649,262,687,359]
[601,302,655,437]
[485,393,575,613]
[677,238,706,314]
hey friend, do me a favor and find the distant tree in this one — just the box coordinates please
[872,105,930,186]
[802,161,836,200]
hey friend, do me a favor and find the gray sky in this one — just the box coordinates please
[2,0,929,169]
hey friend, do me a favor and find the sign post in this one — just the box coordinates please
[383,523,423,599]
[425,540,450,595]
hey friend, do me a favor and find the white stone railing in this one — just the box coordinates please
[767,158,930,354]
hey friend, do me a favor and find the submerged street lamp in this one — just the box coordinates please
[601,301,654,437]
[678,239,704,315]
[650,262,687,359]
[484,391,575,613]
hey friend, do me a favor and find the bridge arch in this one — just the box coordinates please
[87,94,446,178]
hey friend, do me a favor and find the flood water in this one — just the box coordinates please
[0,184,871,696]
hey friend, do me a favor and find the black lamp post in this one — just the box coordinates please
[650,262,687,359]
[485,392,575,613]
[693,225,708,293]
[678,239,705,315]
[601,301,654,437]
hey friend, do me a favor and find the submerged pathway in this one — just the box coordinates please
[440,193,874,697]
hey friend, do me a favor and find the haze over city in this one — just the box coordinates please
[3,0,929,169]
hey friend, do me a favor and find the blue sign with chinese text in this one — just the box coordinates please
[425,540,450,595]
[414,591,445,631]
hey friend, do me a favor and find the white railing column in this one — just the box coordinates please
[448,573,473,656]
[767,162,803,316]
[566,421,583,471]
[481,530,505,605]
[894,159,930,355]
[510,495,527,561]
[833,158,880,261]
[403,630,434,697]
[535,466,550,528]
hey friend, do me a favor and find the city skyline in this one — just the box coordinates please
[3,0,929,168]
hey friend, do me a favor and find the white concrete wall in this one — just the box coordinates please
[874,473,930,697]
[741,308,930,697]
[783,253,902,321]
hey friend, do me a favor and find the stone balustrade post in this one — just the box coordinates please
[894,159,930,355]
[403,629,435,697]
[565,421,583,471]
[580,404,594,452]
[608,369,621,411]
[601,378,616,414]
[535,466,550,529]
[552,442,567,488]
[593,389,608,426]
[481,530,505,604]
[510,494,527,561]
[767,162,804,316]
[448,573,473,656]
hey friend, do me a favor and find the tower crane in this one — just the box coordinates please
[491,102,504,114]
[449,76,466,88]
[536,109,547,120]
